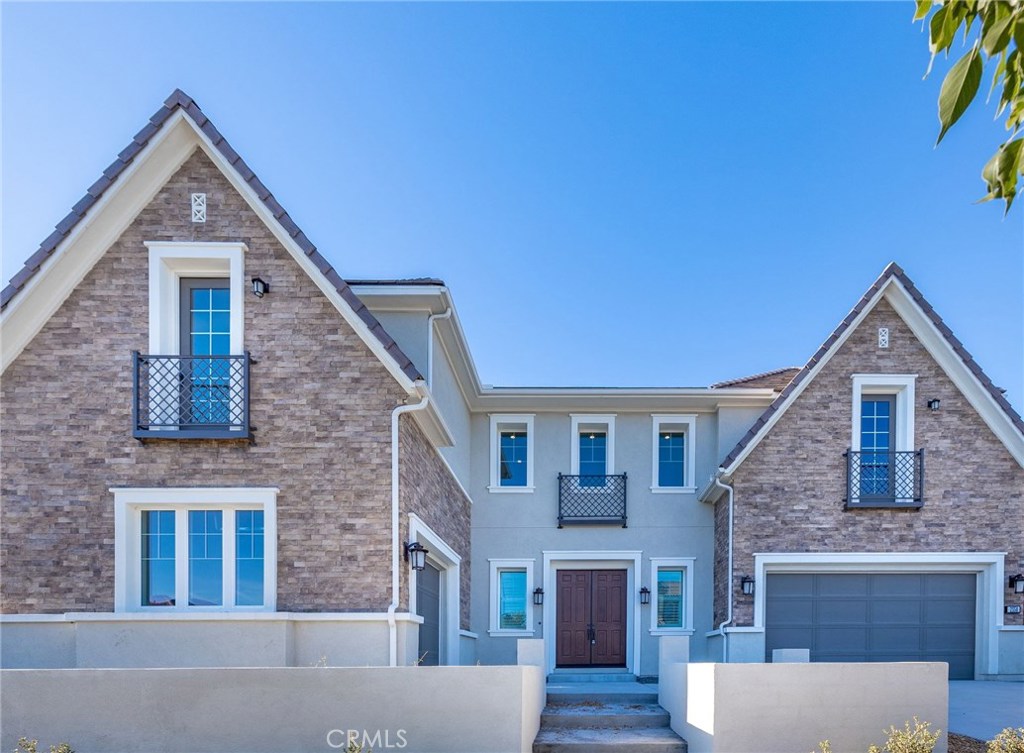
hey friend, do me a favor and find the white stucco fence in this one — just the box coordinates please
[658,637,949,753]
[1,663,546,753]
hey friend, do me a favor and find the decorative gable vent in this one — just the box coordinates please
[191,193,207,223]
[878,327,889,348]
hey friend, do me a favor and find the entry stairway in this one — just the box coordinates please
[532,670,687,753]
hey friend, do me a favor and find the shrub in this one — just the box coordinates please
[13,739,73,753]
[989,728,1024,753]
[867,718,941,753]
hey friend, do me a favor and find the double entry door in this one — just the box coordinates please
[556,569,627,667]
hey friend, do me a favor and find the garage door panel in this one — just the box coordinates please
[871,627,922,652]
[816,574,868,596]
[816,599,869,623]
[815,627,869,652]
[765,573,976,680]
[871,600,922,624]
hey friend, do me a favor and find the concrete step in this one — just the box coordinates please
[541,701,670,729]
[546,681,659,704]
[532,726,687,753]
[547,671,637,683]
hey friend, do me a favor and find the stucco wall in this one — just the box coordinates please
[0,665,545,753]
[659,657,948,753]
[0,149,413,613]
[716,299,1024,627]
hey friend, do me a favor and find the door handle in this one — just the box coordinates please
[587,624,595,644]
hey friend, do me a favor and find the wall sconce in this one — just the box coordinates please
[403,541,428,571]
[927,398,941,411]
[533,587,544,606]
[1010,573,1024,594]
[639,586,651,605]
[740,576,755,596]
[251,277,269,298]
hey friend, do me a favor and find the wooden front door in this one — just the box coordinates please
[556,569,627,667]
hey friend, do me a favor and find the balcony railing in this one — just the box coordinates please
[844,449,923,508]
[133,352,252,440]
[558,473,627,527]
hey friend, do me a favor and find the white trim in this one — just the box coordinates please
[651,414,698,492]
[112,487,278,613]
[488,558,535,636]
[459,629,479,639]
[752,551,1008,677]
[488,414,535,492]
[145,242,245,355]
[851,374,916,452]
[569,414,616,475]
[0,612,423,623]
[541,550,642,675]
[407,513,462,666]
[649,557,696,635]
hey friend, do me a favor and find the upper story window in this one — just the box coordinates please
[570,415,616,486]
[489,415,535,492]
[651,415,697,493]
[135,243,252,439]
[847,374,922,508]
[114,487,278,612]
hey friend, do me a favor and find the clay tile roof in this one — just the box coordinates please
[711,367,800,391]
[1,89,424,383]
[718,262,1024,471]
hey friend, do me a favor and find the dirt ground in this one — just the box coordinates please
[948,732,987,753]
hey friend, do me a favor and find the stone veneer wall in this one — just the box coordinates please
[713,298,1024,627]
[398,417,472,628]
[0,148,427,613]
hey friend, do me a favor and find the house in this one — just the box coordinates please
[1,91,1021,682]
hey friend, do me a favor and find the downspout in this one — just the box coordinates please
[714,474,735,663]
[426,307,452,388]
[388,390,430,666]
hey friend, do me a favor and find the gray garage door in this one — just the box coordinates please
[765,573,976,679]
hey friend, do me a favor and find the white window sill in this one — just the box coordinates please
[488,628,535,637]
[650,486,697,494]
[487,485,535,494]
[650,628,695,636]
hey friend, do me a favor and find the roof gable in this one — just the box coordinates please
[0,89,423,388]
[715,263,1024,478]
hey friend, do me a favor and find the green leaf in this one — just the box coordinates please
[914,0,933,22]
[982,13,1015,55]
[937,46,983,143]
[988,49,1007,103]
[930,5,954,53]
[979,138,1023,213]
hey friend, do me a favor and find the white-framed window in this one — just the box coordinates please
[488,559,535,635]
[570,415,616,483]
[850,375,917,504]
[112,487,278,612]
[650,415,697,492]
[649,557,695,635]
[488,414,535,492]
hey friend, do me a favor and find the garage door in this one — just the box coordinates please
[765,573,976,679]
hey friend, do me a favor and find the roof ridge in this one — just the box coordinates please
[1,89,424,383]
[717,263,1023,472]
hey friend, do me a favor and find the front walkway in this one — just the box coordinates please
[948,681,1024,741]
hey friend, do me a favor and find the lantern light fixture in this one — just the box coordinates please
[740,576,755,596]
[639,586,651,605]
[927,398,941,411]
[403,541,428,571]
[252,277,269,298]
[1010,573,1024,594]
[533,587,544,606]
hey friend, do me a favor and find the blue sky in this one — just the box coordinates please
[3,2,1022,409]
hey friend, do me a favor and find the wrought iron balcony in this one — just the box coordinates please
[133,352,252,440]
[844,449,923,509]
[558,473,627,528]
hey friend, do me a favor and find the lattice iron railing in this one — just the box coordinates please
[844,449,923,508]
[558,473,627,527]
[133,352,252,439]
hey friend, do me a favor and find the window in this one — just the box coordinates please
[488,559,535,635]
[113,487,277,612]
[649,557,695,634]
[849,375,918,505]
[489,415,535,492]
[570,415,616,486]
[651,415,697,492]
